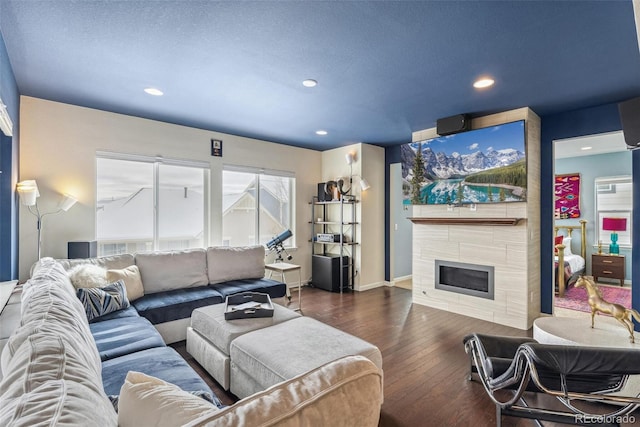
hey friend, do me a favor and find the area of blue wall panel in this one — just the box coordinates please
[0,27,19,281]
[540,103,628,316]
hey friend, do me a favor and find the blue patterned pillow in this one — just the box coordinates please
[76,280,130,321]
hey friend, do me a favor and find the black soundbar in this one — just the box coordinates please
[436,114,471,136]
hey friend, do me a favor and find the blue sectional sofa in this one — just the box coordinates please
[1,254,384,426]
[57,245,287,343]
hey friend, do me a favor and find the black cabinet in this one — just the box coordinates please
[312,254,349,292]
[68,241,97,259]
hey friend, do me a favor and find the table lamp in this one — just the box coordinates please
[602,217,627,255]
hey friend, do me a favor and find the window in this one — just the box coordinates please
[96,153,209,255]
[222,166,294,247]
[595,176,632,247]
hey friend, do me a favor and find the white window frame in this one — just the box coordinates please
[594,175,632,248]
[96,151,210,252]
[222,164,296,248]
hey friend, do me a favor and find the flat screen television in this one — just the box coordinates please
[402,120,526,205]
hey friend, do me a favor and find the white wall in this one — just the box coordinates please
[18,97,322,280]
[320,143,385,290]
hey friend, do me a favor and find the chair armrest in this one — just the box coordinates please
[464,333,537,359]
[521,344,640,376]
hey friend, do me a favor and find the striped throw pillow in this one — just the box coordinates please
[76,280,130,321]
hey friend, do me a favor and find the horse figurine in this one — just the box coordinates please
[575,275,640,343]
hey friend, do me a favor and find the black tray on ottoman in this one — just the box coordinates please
[224,292,274,320]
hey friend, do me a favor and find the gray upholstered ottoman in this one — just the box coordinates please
[186,303,301,390]
[229,316,383,399]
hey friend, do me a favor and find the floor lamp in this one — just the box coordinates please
[17,180,77,259]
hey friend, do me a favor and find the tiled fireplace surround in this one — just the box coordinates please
[409,108,541,330]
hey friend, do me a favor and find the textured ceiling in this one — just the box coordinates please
[1,1,639,150]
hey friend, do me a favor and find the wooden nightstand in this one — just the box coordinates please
[591,254,625,286]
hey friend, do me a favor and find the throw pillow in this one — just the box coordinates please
[562,237,573,256]
[118,371,219,427]
[554,235,564,254]
[76,280,130,322]
[106,265,144,302]
[67,264,108,289]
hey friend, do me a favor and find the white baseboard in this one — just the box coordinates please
[356,281,385,291]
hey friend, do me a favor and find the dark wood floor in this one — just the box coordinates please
[173,286,638,426]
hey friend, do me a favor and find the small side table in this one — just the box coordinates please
[265,263,302,312]
[591,253,625,286]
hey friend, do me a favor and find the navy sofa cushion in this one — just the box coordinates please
[90,316,166,362]
[132,286,224,324]
[101,346,222,407]
[211,278,287,299]
[89,304,140,324]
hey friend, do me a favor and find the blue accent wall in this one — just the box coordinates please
[0,27,19,281]
[540,103,624,315]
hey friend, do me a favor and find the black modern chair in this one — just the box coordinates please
[464,333,640,427]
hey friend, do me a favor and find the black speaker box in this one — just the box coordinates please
[312,254,349,292]
[317,182,331,202]
[618,97,640,149]
[68,241,97,259]
[437,114,471,136]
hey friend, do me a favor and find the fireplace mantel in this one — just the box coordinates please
[408,217,523,226]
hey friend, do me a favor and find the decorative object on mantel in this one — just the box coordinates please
[401,120,526,205]
[554,173,580,219]
[602,217,627,255]
[408,217,523,226]
[575,276,640,343]
[16,180,78,259]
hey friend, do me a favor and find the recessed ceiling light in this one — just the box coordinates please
[144,87,164,96]
[315,130,328,136]
[581,146,593,151]
[303,79,318,88]
[473,78,495,89]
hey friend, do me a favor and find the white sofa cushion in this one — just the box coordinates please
[0,380,117,426]
[206,246,265,285]
[118,371,220,427]
[0,258,116,426]
[3,259,100,373]
[118,356,381,427]
[185,355,382,427]
[135,249,208,294]
[56,253,135,272]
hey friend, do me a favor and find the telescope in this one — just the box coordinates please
[266,229,293,262]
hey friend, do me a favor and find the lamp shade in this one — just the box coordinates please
[59,194,78,212]
[345,152,354,165]
[16,180,40,206]
[602,217,627,232]
[359,178,371,191]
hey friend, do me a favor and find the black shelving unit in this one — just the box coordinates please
[310,196,357,292]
